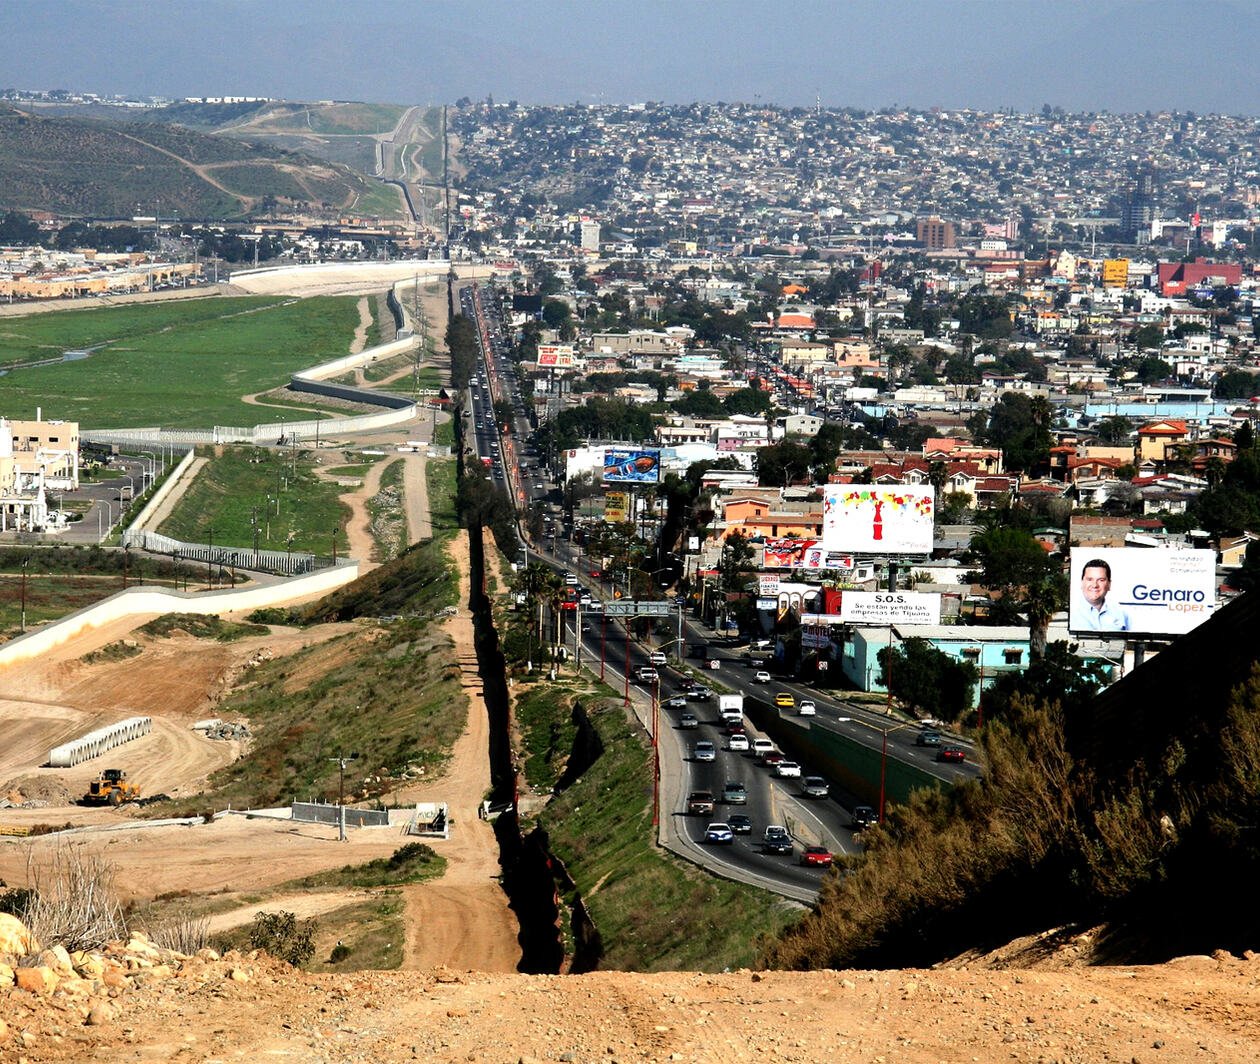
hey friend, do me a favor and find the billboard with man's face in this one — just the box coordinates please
[821,485,935,554]
[602,448,660,484]
[1068,547,1217,637]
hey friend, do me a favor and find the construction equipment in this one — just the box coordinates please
[82,769,141,807]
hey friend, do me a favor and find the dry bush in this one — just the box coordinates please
[137,911,210,954]
[20,842,125,951]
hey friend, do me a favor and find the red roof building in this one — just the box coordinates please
[1157,257,1242,297]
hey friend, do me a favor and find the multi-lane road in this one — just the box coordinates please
[458,283,981,902]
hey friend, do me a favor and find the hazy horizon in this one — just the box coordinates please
[4,0,1260,116]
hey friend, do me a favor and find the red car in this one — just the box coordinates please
[761,751,786,768]
[726,721,746,736]
[799,846,833,867]
[937,745,966,763]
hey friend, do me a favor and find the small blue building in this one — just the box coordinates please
[841,624,1033,707]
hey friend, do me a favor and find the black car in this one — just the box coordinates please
[851,805,878,830]
[728,813,753,834]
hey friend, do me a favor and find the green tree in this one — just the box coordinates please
[968,525,1066,657]
[977,393,1052,473]
[1216,370,1260,400]
[673,388,725,418]
[248,911,316,967]
[722,387,773,417]
[756,440,813,486]
[877,638,978,723]
[1094,416,1133,446]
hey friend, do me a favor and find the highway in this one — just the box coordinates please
[458,282,982,902]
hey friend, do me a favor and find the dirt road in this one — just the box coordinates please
[393,530,519,972]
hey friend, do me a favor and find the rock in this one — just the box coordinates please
[86,1003,113,1027]
[228,968,250,983]
[195,947,220,962]
[55,976,94,997]
[15,965,59,995]
[0,1017,7,1041]
[0,962,14,987]
[0,913,36,955]
[73,953,105,979]
[38,945,74,973]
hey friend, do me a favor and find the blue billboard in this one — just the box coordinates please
[602,448,661,484]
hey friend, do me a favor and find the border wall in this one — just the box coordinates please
[0,561,359,670]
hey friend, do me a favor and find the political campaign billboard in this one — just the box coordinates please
[822,485,935,554]
[602,448,660,484]
[1068,548,1217,637]
[840,591,942,626]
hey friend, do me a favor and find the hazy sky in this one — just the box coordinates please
[4,0,1260,115]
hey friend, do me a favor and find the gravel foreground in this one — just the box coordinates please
[3,912,1260,1064]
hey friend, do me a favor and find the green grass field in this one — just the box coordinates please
[156,446,350,556]
[0,296,360,429]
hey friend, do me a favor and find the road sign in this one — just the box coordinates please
[603,599,675,617]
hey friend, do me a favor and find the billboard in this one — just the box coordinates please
[602,448,660,484]
[762,539,856,569]
[758,574,780,597]
[537,344,576,368]
[1068,548,1216,637]
[1101,258,1129,288]
[822,485,935,554]
[840,591,942,626]
[755,598,778,611]
[604,491,630,523]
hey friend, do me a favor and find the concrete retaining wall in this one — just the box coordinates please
[48,715,153,768]
[120,528,318,576]
[0,561,359,670]
[122,449,197,537]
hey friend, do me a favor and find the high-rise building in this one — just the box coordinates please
[578,219,601,252]
[916,216,956,250]
[1121,164,1158,243]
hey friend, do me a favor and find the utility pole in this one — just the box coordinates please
[205,527,216,589]
[327,752,359,842]
[19,556,29,633]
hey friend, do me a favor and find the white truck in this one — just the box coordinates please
[718,693,744,724]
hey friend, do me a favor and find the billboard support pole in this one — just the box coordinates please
[624,621,631,707]
[600,614,606,682]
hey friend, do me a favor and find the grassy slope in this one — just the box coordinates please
[156,446,350,556]
[0,296,360,429]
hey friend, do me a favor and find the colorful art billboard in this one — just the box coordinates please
[1069,548,1217,636]
[821,485,935,554]
[840,591,942,626]
[602,448,660,484]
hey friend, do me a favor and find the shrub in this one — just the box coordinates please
[329,943,351,963]
[247,910,316,967]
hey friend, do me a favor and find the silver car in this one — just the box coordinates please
[692,740,717,762]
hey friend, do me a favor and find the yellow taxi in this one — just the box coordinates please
[774,692,795,709]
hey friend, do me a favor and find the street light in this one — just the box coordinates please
[837,717,919,824]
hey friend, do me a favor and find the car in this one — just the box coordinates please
[704,822,734,845]
[721,781,747,805]
[677,677,697,692]
[688,686,713,701]
[775,760,802,778]
[636,667,659,684]
[564,574,578,586]
[648,651,668,666]
[687,791,715,815]
[727,733,750,752]
[678,713,700,730]
[726,720,746,736]
[664,695,689,710]
[916,729,944,746]
[692,740,717,762]
[762,825,793,855]
[750,738,774,759]
[728,813,753,834]
[579,594,592,607]
[798,700,817,716]
[937,745,966,763]
[801,776,830,798]
[850,805,878,830]
[761,751,786,768]
[774,692,795,709]
[753,670,772,683]
[799,845,833,868]
[750,638,773,651]
[589,568,602,578]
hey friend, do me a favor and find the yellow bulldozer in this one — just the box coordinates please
[82,768,141,807]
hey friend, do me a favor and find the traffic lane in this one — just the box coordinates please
[670,730,835,892]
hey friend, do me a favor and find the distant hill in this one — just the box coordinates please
[0,105,392,219]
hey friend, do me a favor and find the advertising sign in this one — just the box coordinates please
[604,491,629,523]
[537,344,576,368]
[602,448,661,484]
[755,598,778,611]
[801,626,833,650]
[763,538,814,568]
[840,591,942,626]
[822,485,935,554]
[1068,548,1216,636]
[758,574,780,597]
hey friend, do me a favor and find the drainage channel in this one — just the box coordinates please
[466,522,567,974]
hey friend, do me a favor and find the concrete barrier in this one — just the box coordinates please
[0,561,359,670]
[292,801,389,829]
[123,449,196,536]
[48,715,152,767]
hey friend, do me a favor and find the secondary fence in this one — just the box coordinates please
[48,715,152,768]
[291,801,390,829]
[119,528,321,576]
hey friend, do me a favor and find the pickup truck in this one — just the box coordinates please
[687,790,716,816]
